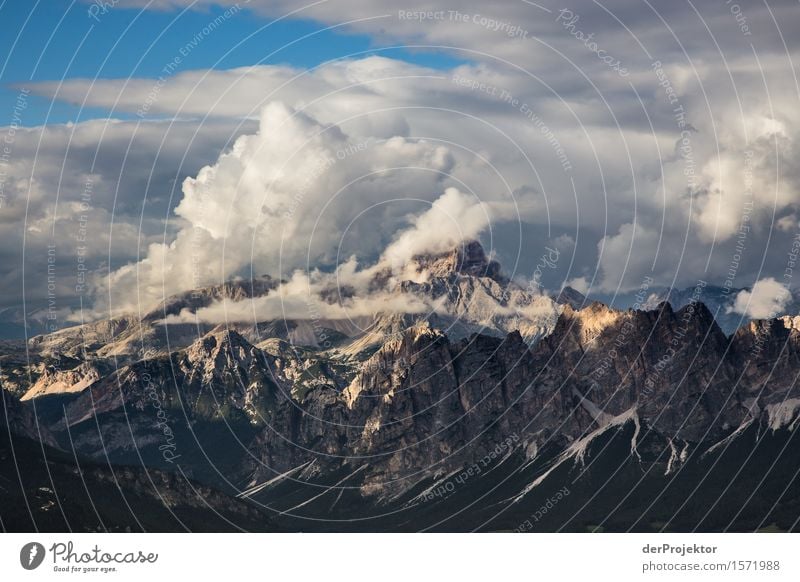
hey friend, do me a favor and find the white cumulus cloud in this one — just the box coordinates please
[730,278,792,319]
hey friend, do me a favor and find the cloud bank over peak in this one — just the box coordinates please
[5,1,800,331]
[158,190,523,327]
[94,100,523,317]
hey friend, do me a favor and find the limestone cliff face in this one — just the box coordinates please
[408,240,505,282]
[5,244,800,509]
[9,293,800,500]
[240,298,799,496]
[21,361,105,401]
[398,242,562,344]
[530,301,746,442]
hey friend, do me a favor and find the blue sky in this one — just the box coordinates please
[0,0,464,125]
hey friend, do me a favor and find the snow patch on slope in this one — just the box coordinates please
[765,398,800,431]
[508,408,639,505]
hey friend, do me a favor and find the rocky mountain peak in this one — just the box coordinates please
[410,240,504,281]
[782,315,800,332]
[641,300,725,342]
[184,328,256,369]
[559,301,625,345]
[674,300,716,327]
[553,285,588,309]
[342,320,445,407]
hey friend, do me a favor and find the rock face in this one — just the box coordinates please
[21,361,106,401]
[531,301,746,442]
[397,241,562,344]
[4,241,800,531]
[552,285,588,309]
[410,240,505,281]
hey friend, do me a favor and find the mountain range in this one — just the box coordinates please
[2,241,800,532]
